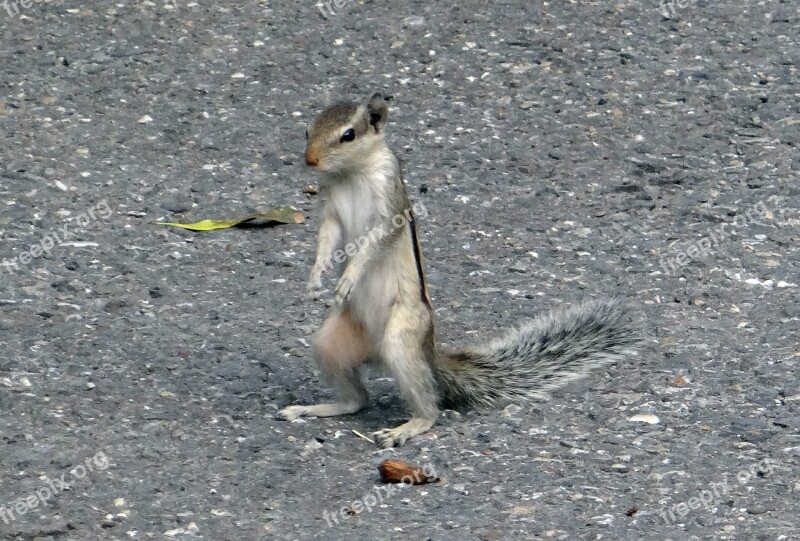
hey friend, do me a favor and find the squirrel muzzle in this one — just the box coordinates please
[305,148,319,168]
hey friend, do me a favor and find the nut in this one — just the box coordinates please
[377,459,439,485]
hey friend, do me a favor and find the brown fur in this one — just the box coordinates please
[314,309,371,371]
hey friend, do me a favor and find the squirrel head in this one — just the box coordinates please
[304,92,389,175]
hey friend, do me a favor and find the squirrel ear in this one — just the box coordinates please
[366,92,389,133]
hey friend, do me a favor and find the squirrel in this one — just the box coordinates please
[277,92,642,448]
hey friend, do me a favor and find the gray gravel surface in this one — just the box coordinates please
[1,0,799,540]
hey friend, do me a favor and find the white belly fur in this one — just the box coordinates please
[326,172,420,345]
[348,228,418,342]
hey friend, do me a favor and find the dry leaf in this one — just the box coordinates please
[152,207,304,231]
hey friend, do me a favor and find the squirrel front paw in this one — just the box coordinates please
[334,273,357,307]
[306,274,323,300]
[306,259,332,300]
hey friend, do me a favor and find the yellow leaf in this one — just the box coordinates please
[154,218,244,231]
[151,207,304,231]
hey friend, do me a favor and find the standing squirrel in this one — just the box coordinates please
[278,92,641,448]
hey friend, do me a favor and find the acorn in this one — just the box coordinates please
[377,459,439,485]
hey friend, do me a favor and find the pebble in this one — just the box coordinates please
[629,414,660,424]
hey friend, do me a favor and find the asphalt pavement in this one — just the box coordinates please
[1,0,798,539]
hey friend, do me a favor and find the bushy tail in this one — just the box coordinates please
[434,298,642,409]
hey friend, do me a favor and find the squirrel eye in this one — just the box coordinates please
[339,128,356,143]
[305,130,309,140]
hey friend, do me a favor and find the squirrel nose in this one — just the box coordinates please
[305,151,318,167]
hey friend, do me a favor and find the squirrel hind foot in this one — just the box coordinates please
[277,401,365,421]
[373,417,436,448]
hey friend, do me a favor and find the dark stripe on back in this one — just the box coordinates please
[408,210,431,307]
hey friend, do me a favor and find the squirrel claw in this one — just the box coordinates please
[333,275,355,306]
[277,405,308,421]
[372,418,436,448]
[306,283,323,301]
[306,272,324,300]
[372,428,408,448]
